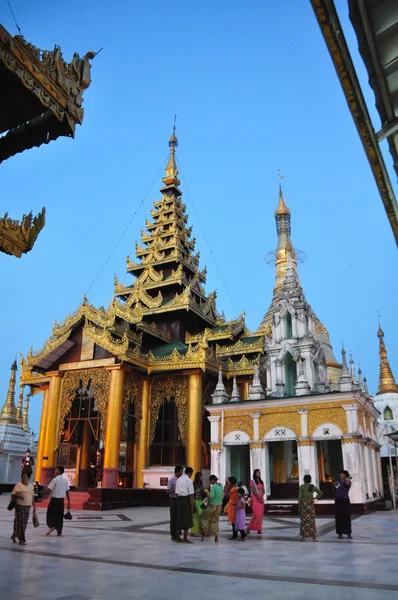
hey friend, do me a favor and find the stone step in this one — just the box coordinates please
[36,491,90,510]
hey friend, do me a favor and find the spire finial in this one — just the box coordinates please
[163,121,180,186]
[0,359,18,424]
[376,321,398,395]
[16,385,24,426]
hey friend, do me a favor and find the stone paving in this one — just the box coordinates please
[1,493,397,600]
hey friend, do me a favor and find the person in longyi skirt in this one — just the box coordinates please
[298,474,323,542]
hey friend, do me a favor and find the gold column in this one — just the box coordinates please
[238,380,251,401]
[136,378,150,489]
[79,420,93,488]
[34,385,49,482]
[102,366,125,488]
[186,371,202,475]
[41,372,63,485]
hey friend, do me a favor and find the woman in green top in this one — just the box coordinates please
[298,474,323,542]
[190,472,205,536]
[200,475,224,543]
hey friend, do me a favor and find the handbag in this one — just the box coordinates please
[64,511,73,520]
[7,498,16,511]
[32,511,40,528]
[200,497,209,510]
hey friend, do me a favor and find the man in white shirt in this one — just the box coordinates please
[45,465,71,537]
[175,466,194,543]
[166,465,183,541]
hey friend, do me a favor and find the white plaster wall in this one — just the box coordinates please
[342,442,366,504]
[263,427,297,441]
[312,423,343,438]
[223,430,251,443]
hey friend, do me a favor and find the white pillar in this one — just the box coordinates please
[376,448,383,496]
[302,350,314,390]
[343,404,359,434]
[280,316,286,340]
[250,412,261,441]
[210,444,221,480]
[370,444,379,496]
[264,442,271,498]
[271,360,277,394]
[208,416,221,443]
[298,408,309,437]
[363,442,373,499]
[342,439,366,504]
[250,443,265,485]
[292,314,298,338]
[297,441,317,485]
[266,366,272,394]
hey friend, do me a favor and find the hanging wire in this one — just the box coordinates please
[6,0,22,35]
[84,156,169,296]
[177,158,240,318]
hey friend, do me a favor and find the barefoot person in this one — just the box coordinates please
[45,466,71,537]
[10,473,36,545]
[200,475,223,542]
[334,470,353,539]
[175,467,194,543]
[246,469,265,535]
[298,474,323,542]
[166,465,183,541]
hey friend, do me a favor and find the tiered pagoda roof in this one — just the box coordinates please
[21,133,264,386]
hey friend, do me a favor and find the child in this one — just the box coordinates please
[235,487,247,541]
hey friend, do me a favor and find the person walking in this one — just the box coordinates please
[334,470,353,539]
[166,465,183,541]
[235,488,247,541]
[190,472,205,537]
[175,466,194,543]
[45,466,71,537]
[227,476,238,540]
[246,469,265,535]
[200,474,223,542]
[298,474,323,542]
[10,473,36,545]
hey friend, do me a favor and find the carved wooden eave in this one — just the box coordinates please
[82,320,129,355]
[136,321,171,343]
[222,355,261,379]
[216,336,265,357]
[0,26,95,162]
[185,314,245,344]
[52,298,115,338]
[0,208,45,257]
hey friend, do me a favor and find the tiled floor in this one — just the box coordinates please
[1,493,397,600]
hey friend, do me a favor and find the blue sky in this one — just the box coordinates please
[1,0,397,434]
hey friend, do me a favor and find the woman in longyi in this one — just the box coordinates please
[298,474,323,542]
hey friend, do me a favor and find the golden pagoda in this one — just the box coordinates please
[0,360,18,424]
[376,324,398,395]
[20,132,263,494]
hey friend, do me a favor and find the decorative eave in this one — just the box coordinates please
[52,297,115,338]
[216,336,264,357]
[126,250,205,281]
[222,355,261,379]
[186,314,245,344]
[0,208,45,258]
[136,321,171,343]
[0,26,95,162]
[82,320,129,356]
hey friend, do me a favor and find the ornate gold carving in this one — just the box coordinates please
[210,443,221,451]
[124,371,143,447]
[223,415,252,438]
[0,27,94,130]
[58,368,110,446]
[83,320,129,355]
[259,411,300,438]
[125,283,163,309]
[224,355,261,378]
[250,442,265,449]
[341,437,360,444]
[308,407,348,435]
[216,337,264,357]
[0,209,45,258]
[297,440,314,447]
[149,375,188,446]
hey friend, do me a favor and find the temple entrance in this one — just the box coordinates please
[228,445,250,486]
[269,440,299,499]
[58,382,101,489]
[119,401,135,488]
[317,439,344,498]
[149,398,186,466]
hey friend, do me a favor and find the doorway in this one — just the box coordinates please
[316,439,344,498]
[229,445,250,487]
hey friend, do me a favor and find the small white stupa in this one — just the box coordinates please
[0,360,36,485]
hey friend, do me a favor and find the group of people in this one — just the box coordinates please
[167,467,266,543]
[298,470,352,541]
[167,466,353,544]
[10,462,71,545]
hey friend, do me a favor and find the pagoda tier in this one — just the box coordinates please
[114,132,222,330]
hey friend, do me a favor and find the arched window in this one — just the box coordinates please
[286,312,293,339]
[384,406,394,421]
[149,399,185,466]
[284,352,296,396]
